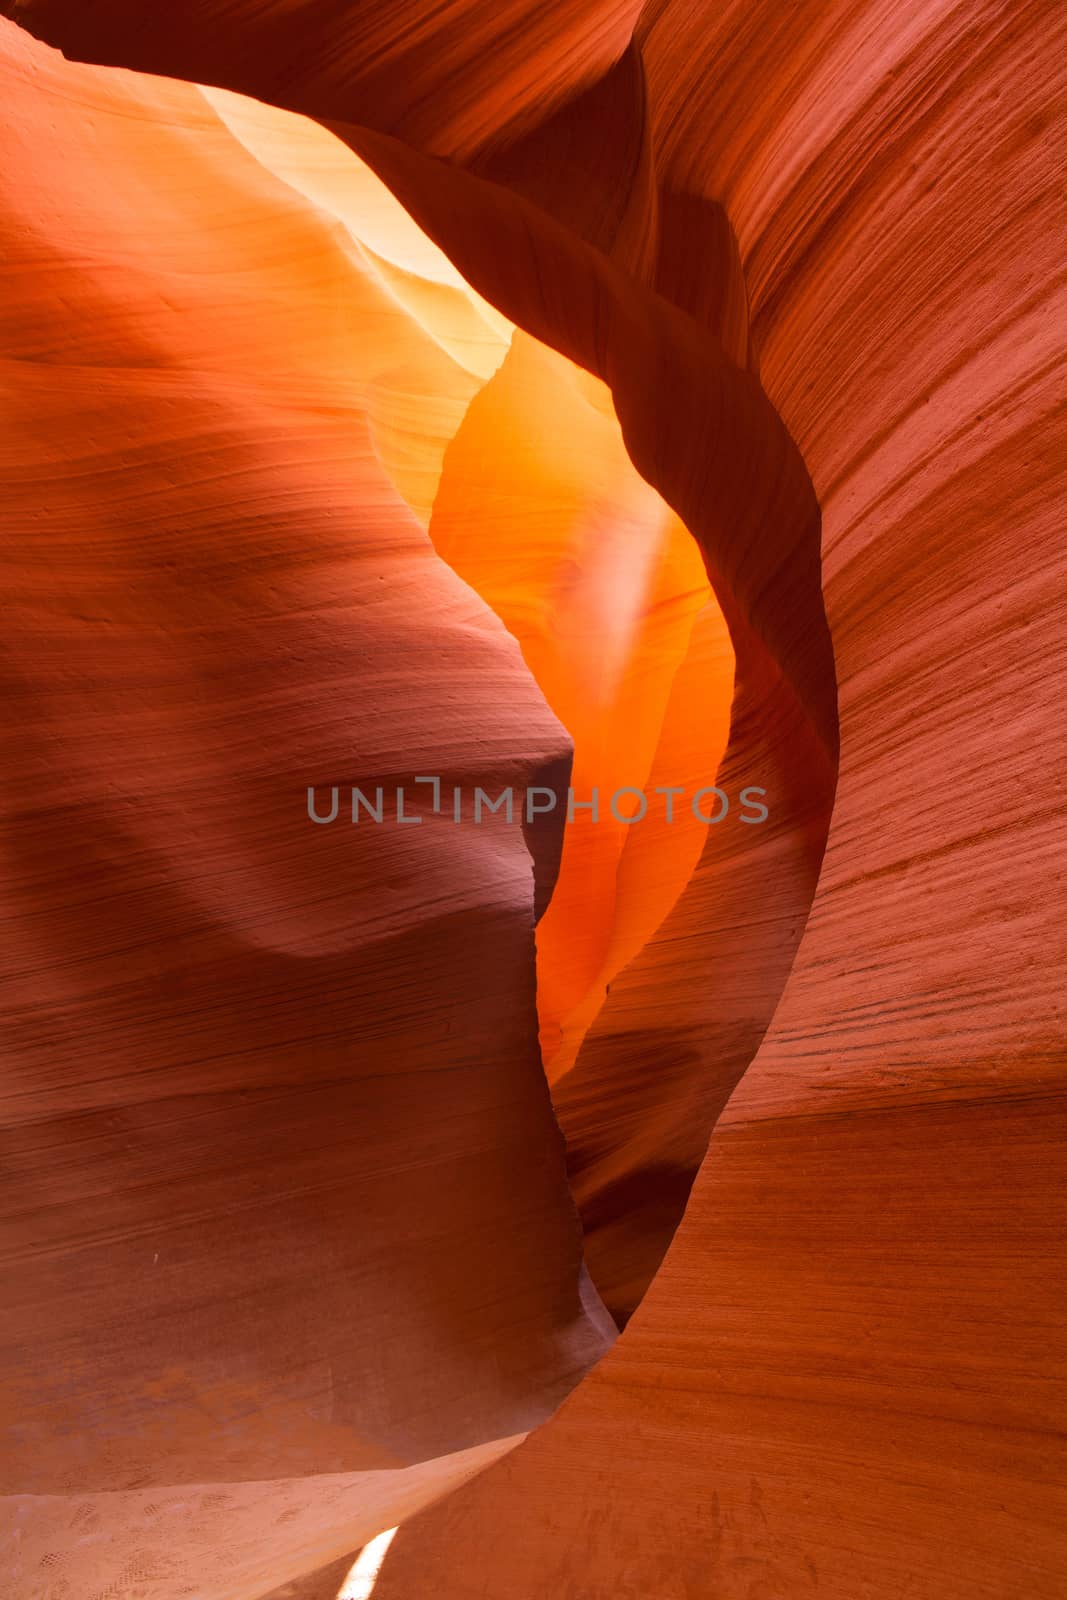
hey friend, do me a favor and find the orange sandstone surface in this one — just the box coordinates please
[2,2,1065,1597]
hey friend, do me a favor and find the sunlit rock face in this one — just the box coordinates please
[0,14,742,1594]
[0,25,632,1595]
[2,2,1065,1599]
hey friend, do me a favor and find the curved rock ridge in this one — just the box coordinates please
[6,0,1060,1597]
[183,83,738,1098]
[425,329,732,1078]
[0,21,628,1595]
[4,0,841,1340]
[327,119,839,1328]
[194,75,742,1143]
[3,0,645,161]
[3,1437,521,1600]
[368,3,1067,1597]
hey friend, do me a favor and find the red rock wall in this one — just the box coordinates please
[0,22,619,1595]
[366,3,1067,1594]
[2,0,1065,1595]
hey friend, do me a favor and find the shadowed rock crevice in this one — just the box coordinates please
[326,137,839,1322]
[4,0,841,1394]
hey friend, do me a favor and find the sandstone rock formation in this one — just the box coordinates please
[2,1,1065,1597]
[0,27,621,1595]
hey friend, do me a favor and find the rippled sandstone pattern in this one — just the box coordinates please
[5,0,841,1339]
[3,0,1065,1597]
[0,26,627,1596]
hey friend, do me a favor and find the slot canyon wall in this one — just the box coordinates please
[1,1,1065,1597]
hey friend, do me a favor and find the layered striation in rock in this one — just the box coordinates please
[5,0,841,1342]
[425,328,732,1077]
[2,0,1065,1597]
[367,2,1067,1595]
[0,25,630,1596]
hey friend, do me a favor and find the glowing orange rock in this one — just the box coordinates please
[0,22,616,1595]
[4,0,1064,1596]
[426,328,731,1075]
[364,3,1067,1595]
[5,0,840,1349]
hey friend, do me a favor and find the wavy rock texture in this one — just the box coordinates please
[425,329,731,1078]
[3,0,1066,1597]
[6,0,840,1341]
[367,3,1067,1596]
[333,122,839,1333]
[2,0,645,161]
[0,24,628,1597]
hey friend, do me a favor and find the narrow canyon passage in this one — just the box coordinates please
[0,30,834,1596]
[196,77,819,1331]
[6,3,1059,1599]
[205,81,744,1160]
